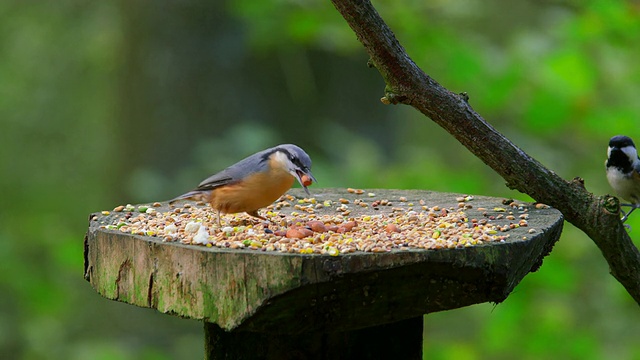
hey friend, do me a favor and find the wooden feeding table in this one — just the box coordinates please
[84,188,563,359]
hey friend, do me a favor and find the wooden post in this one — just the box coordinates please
[84,189,563,358]
[204,316,423,360]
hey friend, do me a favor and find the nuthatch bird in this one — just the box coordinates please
[170,144,316,226]
[606,135,640,222]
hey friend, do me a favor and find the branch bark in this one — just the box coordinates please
[331,0,640,304]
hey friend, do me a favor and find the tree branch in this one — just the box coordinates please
[331,0,640,304]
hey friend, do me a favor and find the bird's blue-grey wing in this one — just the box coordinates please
[195,147,274,190]
[169,146,275,203]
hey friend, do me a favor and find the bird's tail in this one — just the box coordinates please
[168,190,210,204]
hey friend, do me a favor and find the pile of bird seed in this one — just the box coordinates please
[97,189,540,256]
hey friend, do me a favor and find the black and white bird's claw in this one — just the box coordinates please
[618,204,640,225]
[620,210,628,223]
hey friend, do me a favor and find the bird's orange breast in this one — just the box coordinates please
[208,168,295,214]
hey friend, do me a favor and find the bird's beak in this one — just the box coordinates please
[294,169,317,196]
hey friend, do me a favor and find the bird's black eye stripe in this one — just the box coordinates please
[272,147,308,169]
[290,156,304,169]
[282,150,301,167]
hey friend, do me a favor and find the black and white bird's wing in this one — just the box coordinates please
[634,159,640,177]
[633,158,640,174]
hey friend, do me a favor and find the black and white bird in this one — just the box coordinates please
[606,135,640,222]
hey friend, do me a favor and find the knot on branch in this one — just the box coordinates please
[381,90,408,105]
[571,177,585,189]
[603,195,620,215]
[366,58,376,69]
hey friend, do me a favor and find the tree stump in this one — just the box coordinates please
[84,189,563,359]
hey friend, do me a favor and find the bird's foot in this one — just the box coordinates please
[619,204,640,223]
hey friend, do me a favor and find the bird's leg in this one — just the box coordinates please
[620,208,629,222]
[217,209,222,228]
[620,207,636,223]
[246,210,279,231]
[246,210,268,222]
[619,203,640,223]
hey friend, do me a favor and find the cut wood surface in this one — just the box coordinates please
[84,188,563,333]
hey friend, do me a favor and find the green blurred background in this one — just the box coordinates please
[2,0,639,359]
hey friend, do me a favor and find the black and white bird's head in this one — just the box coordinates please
[607,135,639,174]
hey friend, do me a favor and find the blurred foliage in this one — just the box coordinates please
[1,0,640,359]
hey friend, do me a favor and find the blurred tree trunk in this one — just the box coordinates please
[116,0,244,199]
[115,0,395,202]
